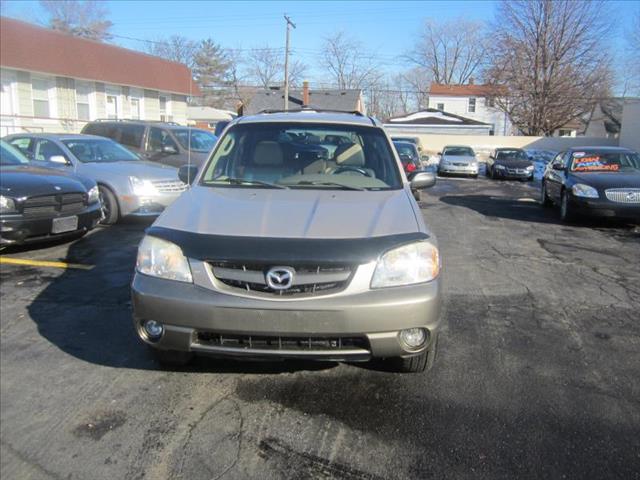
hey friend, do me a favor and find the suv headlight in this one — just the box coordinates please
[87,185,100,204]
[130,176,158,196]
[572,183,599,198]
[0,195,16,214]
[371,242,440,288]
[526,165,534,171]
[136,236,192,283]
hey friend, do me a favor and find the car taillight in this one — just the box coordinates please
[406,163,417,172]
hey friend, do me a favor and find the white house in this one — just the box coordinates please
[427,82,513,136]
[0,17,200,136]
[384,109,493,136]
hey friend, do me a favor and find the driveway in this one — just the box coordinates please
[1,177,639,479]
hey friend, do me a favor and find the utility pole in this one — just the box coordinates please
[283,14,296,111]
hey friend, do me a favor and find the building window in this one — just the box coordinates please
[106,95,118,119]
[32,77,51,118]
[486,97,495,108]
[131,98,141,119]
[436,103,444,111]
[75,80,91,121]
[468,98,476,113]
[159,95,168,121]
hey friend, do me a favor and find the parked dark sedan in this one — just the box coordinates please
[392,140,422,175]
[0,140,102,245]
[486,148,535,180]
[541,147,640,222]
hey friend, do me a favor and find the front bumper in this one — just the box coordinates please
[570,195,640,220]
[0,203,102,245]
[492,167,533,179]
[118,192,183,217]
[131,266,442,361]
[439,164,478,175]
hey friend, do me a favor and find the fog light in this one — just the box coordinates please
[399,328,427,349]
[143,320,164,340]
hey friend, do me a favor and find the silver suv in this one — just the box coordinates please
[131,111,442,373]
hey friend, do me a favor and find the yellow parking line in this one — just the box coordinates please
[0,257,94,271]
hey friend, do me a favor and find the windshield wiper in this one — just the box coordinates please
[211,177,288,189]
[291,181,365,191]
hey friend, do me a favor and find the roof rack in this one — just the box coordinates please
[92,119,182,126]
[257,107,365,116]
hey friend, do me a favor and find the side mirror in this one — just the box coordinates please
[437,152,442,156]
[552,162,565,171]
[49,155,69,165]
[178,164,198,185]
[410,171,436,190]
[163,144,178,154]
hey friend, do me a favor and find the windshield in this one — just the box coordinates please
[173,129,218,152]
[393,142,418,160]
[62,139,140,163]
[570,151,640,172]
[200,122,402,190]
[496,149,528,161]
[0,141,29,166]
[443,147,474,156]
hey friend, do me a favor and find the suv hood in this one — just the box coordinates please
[155,186,420,239]
[82,160,179,180]
[0,165,91,197]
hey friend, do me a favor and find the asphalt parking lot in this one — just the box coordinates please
[1,176,639,480]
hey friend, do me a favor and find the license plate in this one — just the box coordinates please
[52,216,78,234]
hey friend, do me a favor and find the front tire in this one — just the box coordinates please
[98,185,119,225]
[560,190,576,222]
[540,181,553,207]
[389,334,438,373]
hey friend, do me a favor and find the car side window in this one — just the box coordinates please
[119,125,145,148]
[147,127,177,152]
[34,139,67,162]
[8,137,34,158]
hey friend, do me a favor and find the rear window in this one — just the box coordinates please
[201,122,402,190]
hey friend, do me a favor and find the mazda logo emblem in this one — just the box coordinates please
[265,266,295,290]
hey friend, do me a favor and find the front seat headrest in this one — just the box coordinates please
[334,143,365,166]
[253,141,284,166]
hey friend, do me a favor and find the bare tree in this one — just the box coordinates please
[487,0,612,136]
[620,9,640,96]
[320,31,381,90]
[401,67,431,109]
[407,18,487,85]
[245,46,307,89]
[40,0,112,41]
[146,36,198,68]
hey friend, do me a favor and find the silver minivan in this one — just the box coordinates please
[131,111,442,373]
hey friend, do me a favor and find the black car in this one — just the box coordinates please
[0,140,102,245]
[541,147,640,222]
[392,141,422,175]
[81,120,217,168]
[486,147,534,180]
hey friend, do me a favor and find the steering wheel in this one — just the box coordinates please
[332,165,372,177]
